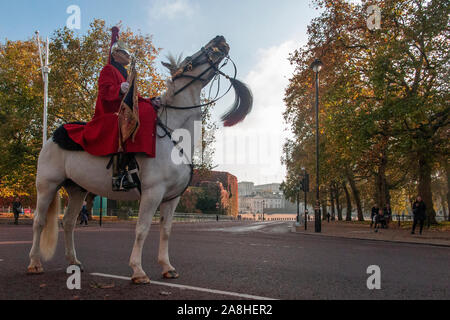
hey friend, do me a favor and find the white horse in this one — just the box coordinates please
[27,36,252,284]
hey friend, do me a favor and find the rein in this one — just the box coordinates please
[155,44,236,203]
[156,117,194,203]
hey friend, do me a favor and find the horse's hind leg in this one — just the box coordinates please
[158,197,180,279]
[28,181,60,274]
[62,184,87,269]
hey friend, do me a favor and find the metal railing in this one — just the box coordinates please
[105,209,237,223]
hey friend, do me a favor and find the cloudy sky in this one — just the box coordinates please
[0,0,321,185]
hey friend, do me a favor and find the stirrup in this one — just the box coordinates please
[122,172,138,189]
[119,172,138,190]
[112,176,128,192]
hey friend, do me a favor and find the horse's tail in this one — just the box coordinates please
[40,194,60,261]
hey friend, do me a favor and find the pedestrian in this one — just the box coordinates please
[370,203,379,228]
[327,212,331,223]
[374,209,386,232]
[383,203,392,228]
[411,196,426,235]
[12,197,23,225]
[80,202,89,226]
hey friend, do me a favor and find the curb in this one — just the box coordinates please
[293,230,450,248]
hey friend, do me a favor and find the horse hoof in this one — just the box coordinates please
[132,276,151,285]
[27,266,44,275]
[163,270,179,279]
[69,264,84,272]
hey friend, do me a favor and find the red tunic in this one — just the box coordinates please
[64,64,157,157]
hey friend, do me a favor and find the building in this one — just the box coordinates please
[254,183,281,194]
[263,195,285,209]
[238,182,255,197]
[239,195,264,214]
[238,181,303,215]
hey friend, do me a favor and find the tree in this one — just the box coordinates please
[0,19,165,202]
[283,0,449,224]
[0,40,42,200]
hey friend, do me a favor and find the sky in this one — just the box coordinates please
[0,0,322,185]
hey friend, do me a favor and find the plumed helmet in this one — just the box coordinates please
[111,40,130,56]
[108,26,130,63]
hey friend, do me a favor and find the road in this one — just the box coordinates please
[0,220,449,300]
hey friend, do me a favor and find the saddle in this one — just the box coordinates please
[52,123,142,194]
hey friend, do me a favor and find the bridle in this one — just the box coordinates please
[162,45,237,110]
[157,42,236,139]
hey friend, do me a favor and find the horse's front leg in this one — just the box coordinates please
[62,186,87,269]
[129,190,163,284]
[158,197,180,279]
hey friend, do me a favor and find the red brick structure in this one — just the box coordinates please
[187,170,239,217]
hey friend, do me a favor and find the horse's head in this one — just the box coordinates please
[162,35,229,89]
[162,36,252,127]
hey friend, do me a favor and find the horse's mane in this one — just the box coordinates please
[165,54,184,70]
[161,53,253,127]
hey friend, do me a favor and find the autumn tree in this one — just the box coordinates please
[283,0,449,224]
[0,19,165,201]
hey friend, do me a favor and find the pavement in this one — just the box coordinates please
[1,220,449,300]
[295,220,450,247]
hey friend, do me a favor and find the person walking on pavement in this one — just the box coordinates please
[12,197,23,225]
[370,203,379,228]
[374,208,386,232]
[383,203,392,228]
[412,196,426,235]
[80,202,89,226]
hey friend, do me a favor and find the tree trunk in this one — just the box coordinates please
[440,193,447,221]
[374,151,390,209]
[335,184,343,221]
[330,183,336,221]
[346,170,364,221]
[418,155,437,224]
[445,159,450,221]
[342,181,352,221]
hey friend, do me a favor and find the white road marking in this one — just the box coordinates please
[0,259,4,262]
[206,221,287,233]
[91,272,277,300]
[0,241,32,245]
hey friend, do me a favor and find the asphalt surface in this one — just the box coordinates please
[0,220,449,300]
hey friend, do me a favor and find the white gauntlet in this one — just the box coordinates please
[120,82,130,94]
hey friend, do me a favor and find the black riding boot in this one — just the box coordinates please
[112,154,138,192]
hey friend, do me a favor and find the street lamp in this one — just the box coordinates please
[262,200,265,221]
[310,58,323,233]
[303,169,309,231]
[296,183,300,225]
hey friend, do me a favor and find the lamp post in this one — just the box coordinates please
[35,31,51,146]
[296,184,300,225]
[262,200,265,221]
[303,170,309,231]
[310,58,323,233]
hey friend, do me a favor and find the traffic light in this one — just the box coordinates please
[303,173,310,193]
[299,179,304,192]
